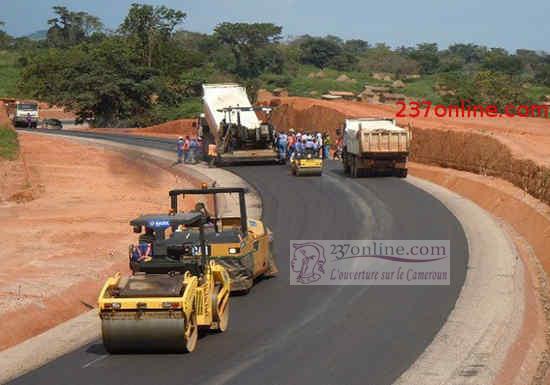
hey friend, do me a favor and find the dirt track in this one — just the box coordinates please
[0,133,194,350]
[72,118,198,139]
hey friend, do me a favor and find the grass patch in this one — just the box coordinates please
[285,64,390,97]
[0,125,19,160]
[0,51,22,98]
[400,75,443,104]
[526,85,550,102]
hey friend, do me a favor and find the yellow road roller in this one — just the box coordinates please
[167,187,278,292]
[291,148,323,176]
[98,211,231,353]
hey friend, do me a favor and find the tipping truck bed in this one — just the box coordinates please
[342,118,411,177]
[202,84,261,133]
[200,84,279,165]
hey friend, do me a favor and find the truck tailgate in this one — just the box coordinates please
[361,131,409,153]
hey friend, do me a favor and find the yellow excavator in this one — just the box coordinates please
[98,210,231,353]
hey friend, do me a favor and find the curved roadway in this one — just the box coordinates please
[11,130,468,385]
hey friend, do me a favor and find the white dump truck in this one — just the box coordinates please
[12,101,39,128]
[342,118,411,177]
[199,83,279,165]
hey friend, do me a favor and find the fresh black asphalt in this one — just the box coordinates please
[11,129,468,385]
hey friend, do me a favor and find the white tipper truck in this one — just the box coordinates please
[342,118,411,177]
[199,83,279,165]
[12,101,39,128]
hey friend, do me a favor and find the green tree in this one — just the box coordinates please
[46,6,103,47]
[482,48,523,75]
[439,71,528,110]
[0,20,13,49]
[407,43,440,74]
[535,64,550,87]
[329,52,358,71]
[343,39,369,56]
[299,37,342,68]
[447,43,487,64]
[20,37,162,126]
[360,45,419,76]
[119,3,186,68]
[213,22,282,78]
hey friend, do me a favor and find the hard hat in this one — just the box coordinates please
[179,136,183,139]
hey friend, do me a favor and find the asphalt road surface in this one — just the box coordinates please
[11,129,468,385]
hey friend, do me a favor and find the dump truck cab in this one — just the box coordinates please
[167,186,278,292]
[98,211,231,353]
[13,101,39,128]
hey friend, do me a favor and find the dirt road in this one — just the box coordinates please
[0,133,193,350]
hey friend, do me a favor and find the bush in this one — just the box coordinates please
[0,125,19,160]
[259,73,293,89]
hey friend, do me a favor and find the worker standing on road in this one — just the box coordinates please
[334,136,343,160]
[189,137,198,164]
[183,136,191,163]
[26,113,32,129]
[324,134,332,159]
[177,136,184,163]
[277,132,288,161]
[287,130,296,160]
[293,137,305,160]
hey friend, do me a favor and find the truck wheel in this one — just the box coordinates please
[351,158,358,178]
[343,162,350,175]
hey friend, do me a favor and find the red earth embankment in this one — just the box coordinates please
[76,119,199,139]
[0,133,205,351]
[265,96,550,206]
[0,100,30,202]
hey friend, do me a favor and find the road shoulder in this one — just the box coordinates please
[396,168,549,385]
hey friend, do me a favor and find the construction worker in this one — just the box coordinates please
[277,131,288,161]
[316,132,323,157]
[324,133,332,159]
[287,131,296,160]
[177,136,184,163]
[131,242,152,262]
[189,137,198,164]
[334,136,343,160]
[183,136,191,163]
[207,143,217,167]
[139,227,156,244]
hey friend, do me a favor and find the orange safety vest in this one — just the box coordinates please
[208,144,217,156]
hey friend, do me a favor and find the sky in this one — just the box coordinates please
[1,0,549,52]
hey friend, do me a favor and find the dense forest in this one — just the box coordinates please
[0,4,549,126]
